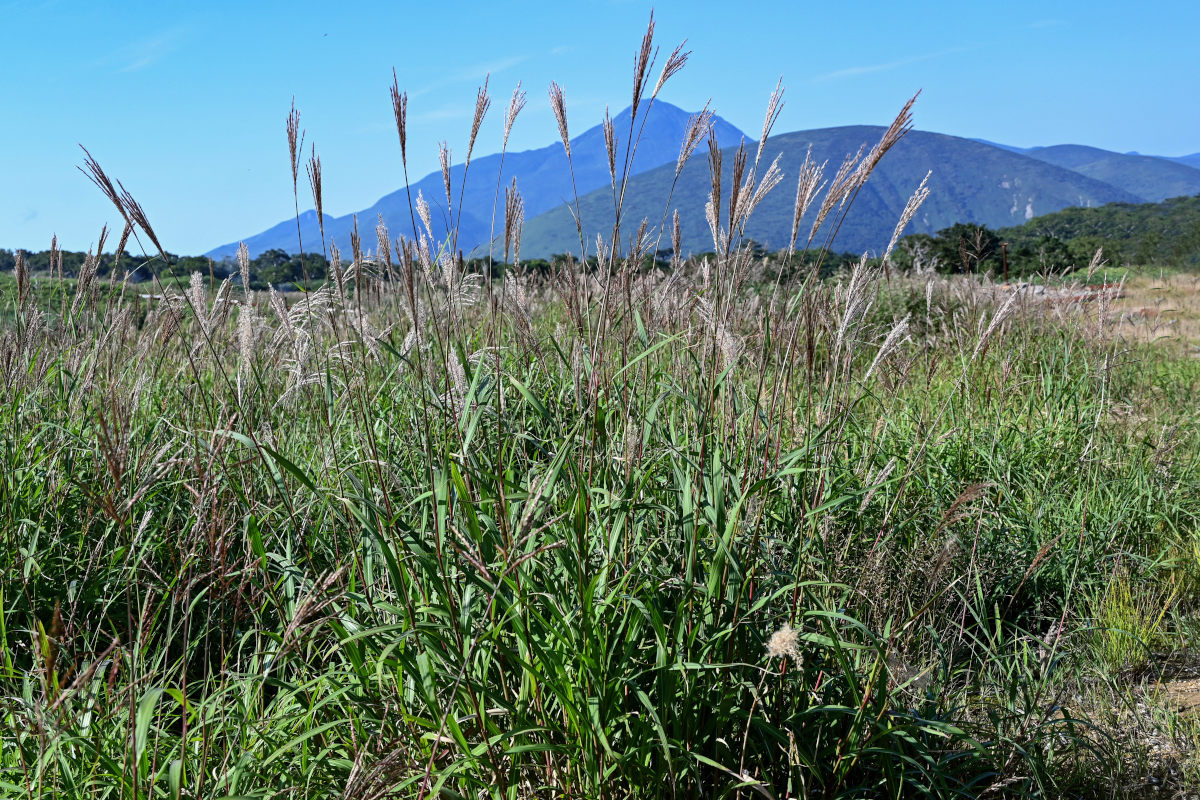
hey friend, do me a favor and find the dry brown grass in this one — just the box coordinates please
[1107,272,1200,348]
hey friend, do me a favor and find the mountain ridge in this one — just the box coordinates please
[211,112,1200,262]
[515,126,1150,259]
[207,101,746,260]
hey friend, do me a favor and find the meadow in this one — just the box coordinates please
[4,23,1200,799]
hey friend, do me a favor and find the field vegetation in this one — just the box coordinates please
[3,18,1200,799]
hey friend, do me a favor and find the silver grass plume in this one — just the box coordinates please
[671,209,682,262]
[188,272,207,332]
[503,82,527,150]
[882,170,932,268]
[833,254,876,361]
[809,144,865,245]
[439,141,452,208]
[416,190,433,240]
[706,129,723,250]
[376,216,393,282]
[854,92,918,187]
[755,78,785,167]
[390,71,408,168]
[630,13,656,119]
[603,107,617,188]
[306,145,325,251]
[237,242,252,296]
[330,241,344,300]
[466,75,491,168]
[864,315,910,381]
[788,147,826,255]
[548,81,570,159]
[504,180,524,263]
[738,153,784,228]
[286,99,303,199]
[676,104,713,180]
[652,41,690,99]
[727,142,747,239]
[972,291,1018,361]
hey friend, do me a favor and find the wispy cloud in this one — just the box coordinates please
[550,45,569,56]
[99,27,187,74]
[812,46,971,82]
[410,54,531,98]
[415,105,471,123]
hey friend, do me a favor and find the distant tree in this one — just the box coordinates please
[931,223,1000,274]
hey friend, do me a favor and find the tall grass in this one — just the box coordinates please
[3,17,1200,799]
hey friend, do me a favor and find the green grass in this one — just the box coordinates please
[5,26,1200,796]
[3,250,1199,797]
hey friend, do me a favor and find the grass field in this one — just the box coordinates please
[4,25,1200,799]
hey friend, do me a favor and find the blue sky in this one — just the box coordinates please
[3,0,1198,255]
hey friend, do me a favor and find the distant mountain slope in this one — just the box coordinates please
[1168,153,1200,170]
[998,194,1200,268]
[1021,145,1200,202]
[207,102,745,260]
[517,127,1144,259]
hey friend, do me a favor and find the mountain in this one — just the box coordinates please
[1019,145,1200,202]
[516,127,1146,260]
[207,102,746,260]
[1168,153,1200,171]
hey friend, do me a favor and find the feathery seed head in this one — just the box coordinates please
[78,146,130,225]
[706,129,722,238]
[653,41,689,99]
[766,624,802,667]
[676,104,712,179]
[237,242,252,294]
[416,190,433,240]
[756,78,785,167]
[439,141,452,207]
[789,147,826,255]
[631,12,657,117]
[390,71,408,166]
[503,82,527,149]
[603,107,617,187]
[883,170,931,268]
[672,209,681,260]
[306,145,325,247]
[286,98,304,192]
[118,181,166,262]
[467,75,491,166]
[548,81,570,159]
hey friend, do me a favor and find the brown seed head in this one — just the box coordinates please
[78,145,130,224]
[653,41,689,100]
[306,145,325,246]
[602,107,617,187]
[118,180,167,262]
[390,70,408,167]
[631,12,657,118]
[286,98,304,193]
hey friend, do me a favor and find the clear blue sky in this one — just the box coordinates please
[3,0,1197,255]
